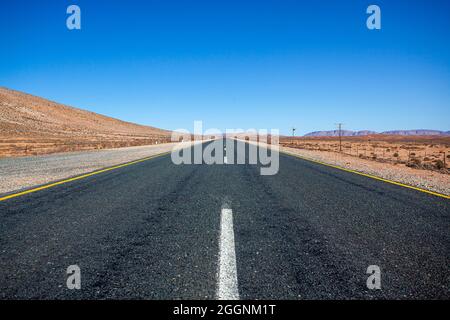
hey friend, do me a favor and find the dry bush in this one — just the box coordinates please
[435,160,445,170]
[406,158,422,169]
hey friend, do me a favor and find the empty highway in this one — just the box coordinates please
[0,140,448,299]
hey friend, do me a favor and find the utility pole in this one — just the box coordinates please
[444,151,446,168]
[335,123,343,152]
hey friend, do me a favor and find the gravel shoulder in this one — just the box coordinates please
[281,146,450,196]
[0,141,198,195]
[244,139,450,196]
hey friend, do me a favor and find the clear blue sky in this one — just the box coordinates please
[1,0,449,135]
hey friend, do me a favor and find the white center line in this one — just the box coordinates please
[217,207,239,300]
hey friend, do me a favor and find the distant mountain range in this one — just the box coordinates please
[304,130,450,137]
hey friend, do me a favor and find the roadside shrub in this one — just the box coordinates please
[435,160,445,170]
[406,158,422,169]
[393,152,399,157]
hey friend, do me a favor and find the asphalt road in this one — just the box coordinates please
[0,139,448,299]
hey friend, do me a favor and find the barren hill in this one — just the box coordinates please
[0,87,172,157]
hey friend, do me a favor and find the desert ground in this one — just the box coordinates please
[280,135,450,174]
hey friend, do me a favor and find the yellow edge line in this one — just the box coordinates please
[0,151,171,202]
[281,150,450,200]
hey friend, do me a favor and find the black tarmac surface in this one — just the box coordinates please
[0,140,448,299]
